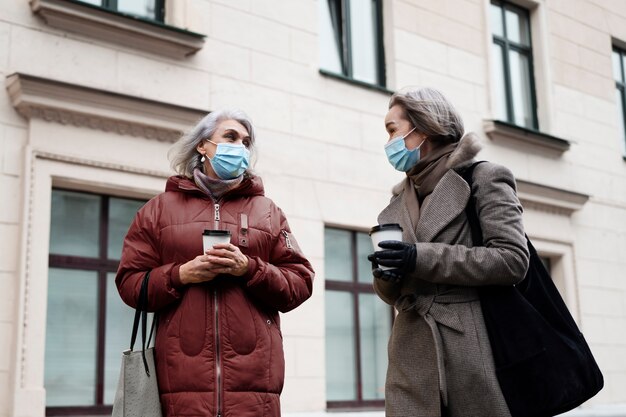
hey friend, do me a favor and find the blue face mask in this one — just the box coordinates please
[384,126,425,172]
[207,141,250,180]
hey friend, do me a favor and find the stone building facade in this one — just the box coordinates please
[0,0,625,416]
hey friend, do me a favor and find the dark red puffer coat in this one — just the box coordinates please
[116,175,314,417]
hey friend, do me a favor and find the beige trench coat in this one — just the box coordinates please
[375,149,529,417]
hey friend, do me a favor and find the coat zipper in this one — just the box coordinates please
[214,290,222,417]
[282,230,293,249]
[214,203,220,230]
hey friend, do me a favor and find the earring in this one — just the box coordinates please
[200,154,206,163]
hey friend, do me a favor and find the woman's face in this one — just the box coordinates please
[197,119,251,177]
[384,104,425,150]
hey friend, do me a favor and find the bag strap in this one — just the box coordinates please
[129,271,153,376]
[459,161,487,246]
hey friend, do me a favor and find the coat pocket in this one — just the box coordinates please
[224,288,258,355]
[177,287,208,357]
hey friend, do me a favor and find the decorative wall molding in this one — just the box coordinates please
[30,0,206,58]
[517,179,589,215]
[484,119,571,153]
[6,73,208,142]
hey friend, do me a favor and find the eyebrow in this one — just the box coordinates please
[224,128,251,140]
[385,121,397,128]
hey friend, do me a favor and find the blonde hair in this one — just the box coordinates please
[168,109,256,178]
[389,87,465,144]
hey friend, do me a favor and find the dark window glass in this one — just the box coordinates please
[46,189,146,415]
[612,47,626,156]
[77,0,165,22]
[490,1,538,129]
[324,227,391,409]
[319,0,386,87]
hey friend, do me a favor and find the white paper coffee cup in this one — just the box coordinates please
[369,223,403,270]
[202,230,231,253]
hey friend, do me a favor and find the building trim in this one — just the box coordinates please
[5,73,208,142]
[484,119,571,152]
[517,180,590,215]
[29,0,206,58]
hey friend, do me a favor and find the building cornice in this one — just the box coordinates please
[6,73,208,142]
[517,179,589,215]
[484,119,571,153]
[30,0,206,58]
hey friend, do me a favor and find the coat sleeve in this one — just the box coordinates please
[243,207,314,313]
[115,197,185,311]
[412,163,529,286]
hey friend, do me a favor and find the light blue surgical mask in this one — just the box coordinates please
[384,126,425,172]
[207,140,250,180]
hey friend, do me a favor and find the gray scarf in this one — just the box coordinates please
[193,168,243,201]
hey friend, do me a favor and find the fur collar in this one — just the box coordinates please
[391,133,482,196]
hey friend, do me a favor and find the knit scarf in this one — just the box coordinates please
[407,142,458,203]
[193,168,243,201]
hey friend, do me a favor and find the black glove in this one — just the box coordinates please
[369,240,417,275]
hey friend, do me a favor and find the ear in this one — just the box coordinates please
[196,141,205,154]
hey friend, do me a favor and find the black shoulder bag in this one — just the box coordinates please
[461,162,603,417]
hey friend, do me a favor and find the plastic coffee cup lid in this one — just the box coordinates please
[203,230,231,236]
[369,223,403,235]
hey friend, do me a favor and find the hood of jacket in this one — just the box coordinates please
[391,134,482,196]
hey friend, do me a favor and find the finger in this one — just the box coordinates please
[378,240,406,250]
[380,269,402,282]
[376,259,404,268]
[208,256,235,267]
[206,248,237,259]
[212,243,236,251]
[374,249,403,259]
[367,253,377,262]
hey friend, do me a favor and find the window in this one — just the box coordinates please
[77,0,164,21]
[490,0,538,129]
[45,189,146,415]
[324,227,392,408]
[319,0,386,87]
[613,47,626,156]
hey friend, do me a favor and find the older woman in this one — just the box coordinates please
[368,87,529,417]
[116,109,314,417]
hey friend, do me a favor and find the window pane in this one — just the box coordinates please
[325,290,357,401]
[491,43,508,121]
[349,0,379,85]
[359,293,390,400]
[117,0,158,20]
[505,7,530,46]
[319,0,344,75]
[77,0,102,5]
[325,228,352,282]
[357,232,374,283]
[50,190,100,257]
[612,51,623,82]
[509,50,534,128]
[490,3,503,38]
[45,268,98,406]
[108,197,145,260]
[616,89,626,154]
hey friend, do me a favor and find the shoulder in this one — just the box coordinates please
[470,161,515,183]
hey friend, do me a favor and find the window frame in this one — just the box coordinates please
[324,226,393,410]
[319,0,387,89]
[613,46,626,158]
[46,188,145,416]
[491,0,539,130]
[78,0,165,22]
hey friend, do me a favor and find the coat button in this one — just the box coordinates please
[266,319,271,325]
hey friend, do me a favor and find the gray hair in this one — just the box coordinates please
[168,109,257,178]
[389,87,465,144]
